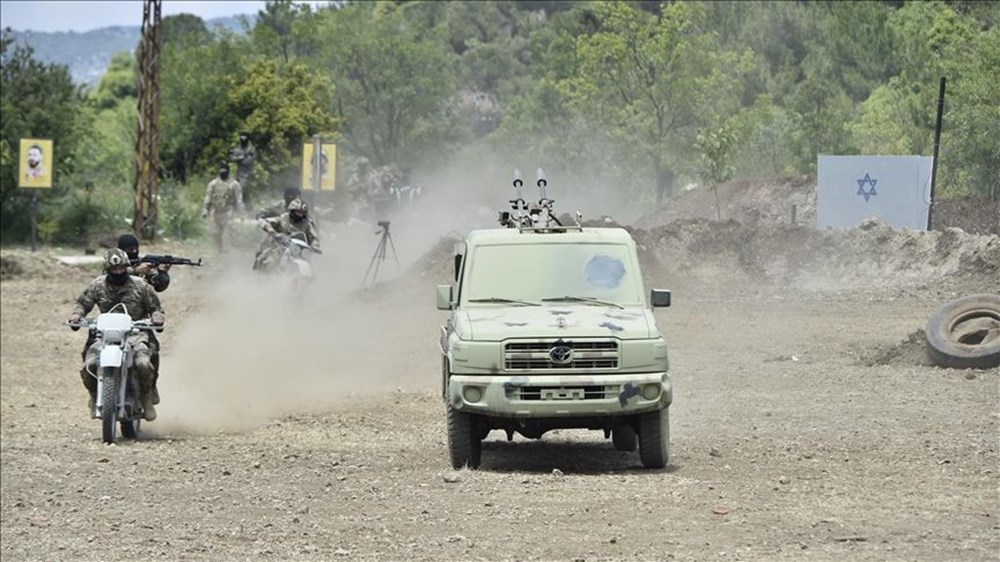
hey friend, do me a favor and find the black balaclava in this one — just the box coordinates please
[108,268,129,286]
[290,210,306,224]
[219,167,230,180]
[117,234,140,261]
[283,187,301,206]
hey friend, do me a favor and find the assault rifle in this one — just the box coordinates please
[132,254,203,267]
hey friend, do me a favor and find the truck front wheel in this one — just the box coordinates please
[638,408,670,469]
[447,402,481,469]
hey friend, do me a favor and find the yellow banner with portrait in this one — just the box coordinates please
[301,143,337,191]
[19,138,54,188]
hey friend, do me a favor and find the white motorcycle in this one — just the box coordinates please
[68,304,161,443]
[256,232,320,301]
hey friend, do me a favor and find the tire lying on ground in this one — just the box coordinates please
[925,294,1000,369]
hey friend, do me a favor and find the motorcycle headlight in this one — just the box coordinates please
[288,244,302,258]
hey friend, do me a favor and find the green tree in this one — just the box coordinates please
[226,58,337,199]
[0,31,82,241]
[158,22,243,183]
[695,123,736,220]
[91,51,137,109]
[316,3,457,168]
[564,1,752,203]
[252,0,321,63]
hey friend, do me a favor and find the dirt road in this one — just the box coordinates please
[1,220,997,561]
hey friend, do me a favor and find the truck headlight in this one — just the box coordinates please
[463,386,483,403]
[641,384,660,400]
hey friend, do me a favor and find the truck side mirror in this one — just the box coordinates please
[437,284,454,310]
[650,289,671,307]
[454,254,463,282]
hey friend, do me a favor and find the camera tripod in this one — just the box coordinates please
[362,220,400,288]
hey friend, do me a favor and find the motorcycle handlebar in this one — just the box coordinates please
[65,319,164,332]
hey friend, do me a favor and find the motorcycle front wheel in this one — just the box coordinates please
[100,368,119,444]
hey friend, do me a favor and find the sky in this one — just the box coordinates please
[0,1,329,33]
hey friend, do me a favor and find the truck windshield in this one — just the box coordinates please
[463,242,642,305]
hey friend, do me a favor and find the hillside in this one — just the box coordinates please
[8,15,255,87]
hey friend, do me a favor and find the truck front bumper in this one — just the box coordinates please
[448,372,671,418]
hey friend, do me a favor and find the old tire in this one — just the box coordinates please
[612,424,637,452]
[100,370,118,444]
[925,294,1000,369]
[638,408,669,469]
[447,402,481,469]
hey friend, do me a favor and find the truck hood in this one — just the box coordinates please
[455,306,657,341]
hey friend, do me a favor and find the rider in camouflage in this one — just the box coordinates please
[254,198,321,271]
[67,248,165,421]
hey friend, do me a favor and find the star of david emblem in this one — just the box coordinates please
[856,173,878,202]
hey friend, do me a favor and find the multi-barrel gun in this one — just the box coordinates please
[498,168,575,230]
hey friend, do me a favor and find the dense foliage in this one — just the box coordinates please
[1,0,997,242]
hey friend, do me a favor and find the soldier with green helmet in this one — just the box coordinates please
[254,198,321,271]
[67,248,165,421]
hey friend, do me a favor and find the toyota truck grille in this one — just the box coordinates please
[504,340,619,371]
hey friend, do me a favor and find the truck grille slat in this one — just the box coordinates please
[504,339,619,371]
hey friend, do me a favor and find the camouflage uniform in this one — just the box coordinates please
[203,170,245,252]
[70,250,165,418]
[229,136,257,190]
[255,199,321,271]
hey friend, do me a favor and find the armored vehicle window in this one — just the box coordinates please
[464,243,641,305]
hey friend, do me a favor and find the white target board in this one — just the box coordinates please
[817,155,934,230]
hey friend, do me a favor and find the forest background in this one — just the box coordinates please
[0,0,997,243]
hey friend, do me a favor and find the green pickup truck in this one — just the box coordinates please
[436,176,673,469]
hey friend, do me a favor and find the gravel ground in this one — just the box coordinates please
[1,218,998,561]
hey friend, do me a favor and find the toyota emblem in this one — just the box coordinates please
[549,345,573,365]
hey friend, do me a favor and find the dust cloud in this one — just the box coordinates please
[149,223,453,436]
[146,146,673,436]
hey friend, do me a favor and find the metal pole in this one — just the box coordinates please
[30,192,38,252]
[927,77,946,231]
[312,135,322,191]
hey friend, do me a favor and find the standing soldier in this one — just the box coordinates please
[229,132,256,192]
[203,162,245,253]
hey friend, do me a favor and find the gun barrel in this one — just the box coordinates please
[536,168,548,200]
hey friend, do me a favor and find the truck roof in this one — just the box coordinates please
[466,227,635,246]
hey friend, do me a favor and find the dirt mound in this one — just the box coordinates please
[407,214,999,297]
[630,218,1000,295]
[933,196,1000,236]
[858,329,932,368]
[637,175,999,236]
[0,249,100,281]
[635,175,816,229]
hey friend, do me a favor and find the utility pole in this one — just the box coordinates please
[133,0,163,241]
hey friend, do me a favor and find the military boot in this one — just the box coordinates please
[87,389,97,418]
[151,383,161,405]
[141,392,157,421]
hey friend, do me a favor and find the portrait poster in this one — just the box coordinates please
[19,138,54,188]
[301,143,337,191]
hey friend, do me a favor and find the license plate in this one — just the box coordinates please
[542,388,584,400]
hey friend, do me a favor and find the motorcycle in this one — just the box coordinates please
[68,304,162,444]
[255,232,320,301]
